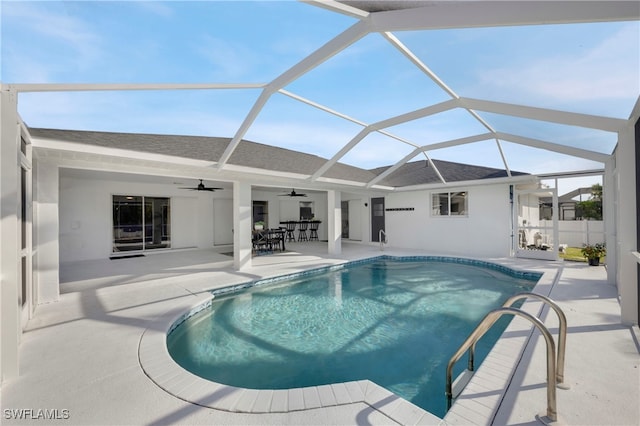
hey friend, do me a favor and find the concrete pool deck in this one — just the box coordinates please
[1,243,638,425]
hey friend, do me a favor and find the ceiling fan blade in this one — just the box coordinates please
[279,189,307,197]
[179,187,223,191]
[179,179,223,191]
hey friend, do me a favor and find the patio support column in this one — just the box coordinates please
[327,190,341,255]
[0,87,20,382]
[233,181,252,270]
[615,125,638,325]
[35,163,59,304]
[604,158,616,286]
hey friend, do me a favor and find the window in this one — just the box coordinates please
[373,202,384,217]
[432,191,468,216]
[253,201,268,229]
[299,201,313,220]
[112,195,170,252]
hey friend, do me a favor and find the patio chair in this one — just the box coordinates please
[267,228,285,252]
[252,230,271,254]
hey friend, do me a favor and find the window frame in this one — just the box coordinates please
[112,195,171,253]
[431,191,468,217]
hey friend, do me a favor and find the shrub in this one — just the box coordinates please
[581,243,606,259]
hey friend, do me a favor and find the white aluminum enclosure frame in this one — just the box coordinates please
[1,1,639,387]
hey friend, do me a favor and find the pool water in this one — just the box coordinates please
[167,258,538,417]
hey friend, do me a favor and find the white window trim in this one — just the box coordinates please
[431,191,468,217]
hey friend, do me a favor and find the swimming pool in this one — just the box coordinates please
[166,256,539,417]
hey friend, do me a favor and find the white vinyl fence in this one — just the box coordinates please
[541,220,605,247]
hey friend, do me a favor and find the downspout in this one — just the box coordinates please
[510,185,515,256]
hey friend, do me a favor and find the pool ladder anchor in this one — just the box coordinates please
[445,292,569,425]
[379,229,387,251]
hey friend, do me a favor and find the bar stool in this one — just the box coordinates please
[297,221,309,241]
[283,221,296,242]
[309,220,320,241]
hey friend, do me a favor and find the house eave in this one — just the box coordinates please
[391,174,538,192]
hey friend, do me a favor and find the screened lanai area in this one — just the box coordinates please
[1,0,639,397]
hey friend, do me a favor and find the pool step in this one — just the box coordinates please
[451,368,474,399]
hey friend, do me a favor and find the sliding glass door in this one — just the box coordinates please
[113,195,170,253]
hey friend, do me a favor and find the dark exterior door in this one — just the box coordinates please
[371,197,385,242]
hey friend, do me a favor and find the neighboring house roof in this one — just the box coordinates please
[370,159,529,187]
[558,187,596,202]
[540,187,595,205]
[29,128,528,187]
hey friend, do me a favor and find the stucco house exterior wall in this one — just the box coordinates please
[59,175,228,262]
[385,185,513,258]
[56,171,337,264]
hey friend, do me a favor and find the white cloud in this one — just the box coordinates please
[17,91,247,137]
[245,119,357,160]
[479,24,639,102]
[194,35,259,80]
[3,2,104,79]
[270,37,318,59]
[1,54,51,83]
[342,137,416,169]
[505,147,604,176]
[132,1,174,18]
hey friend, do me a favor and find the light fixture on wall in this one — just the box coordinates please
[364,202,368,207]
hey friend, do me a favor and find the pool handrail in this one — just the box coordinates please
[445,306,559,423]
[504,292,567,385]
[467,292,568,385]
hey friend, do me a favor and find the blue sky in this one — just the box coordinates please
[2,1,639,193]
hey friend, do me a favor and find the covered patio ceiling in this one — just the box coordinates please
[5,1,640,190]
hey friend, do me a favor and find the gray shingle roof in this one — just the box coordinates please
[29,128,376,182]
[29,128,229,161]
[227,141,377,183]
[29,128,526,187]
[370,159,529,187]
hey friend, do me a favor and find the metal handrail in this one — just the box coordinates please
[466,292,568,386]
[446,307,558,422]
[379,229,387,251]
[505,292,567,385]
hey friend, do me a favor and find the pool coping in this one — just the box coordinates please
[138,256,559,425]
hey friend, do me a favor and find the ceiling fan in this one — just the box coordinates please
[279,188,307,197]
[180,179,223,192]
